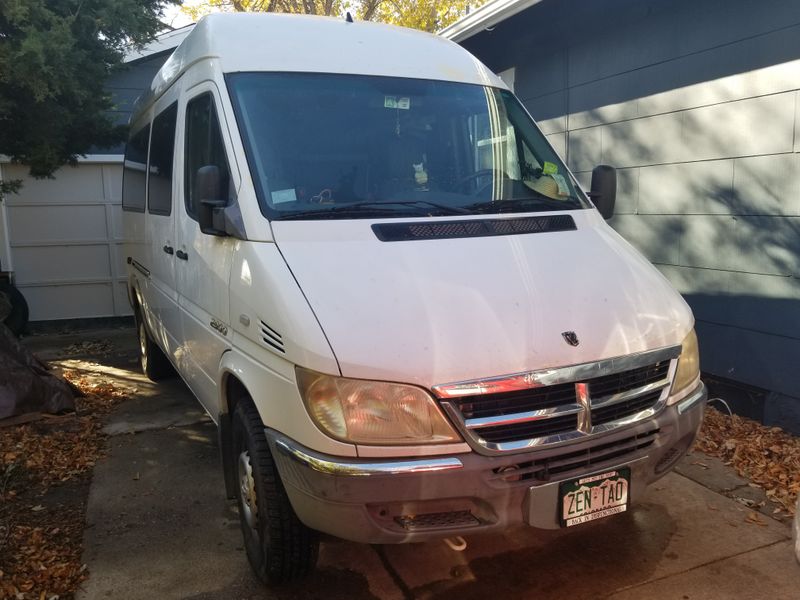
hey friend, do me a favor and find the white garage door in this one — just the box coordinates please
[0,159,132,321]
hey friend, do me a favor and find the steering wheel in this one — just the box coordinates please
[456,169,507,195]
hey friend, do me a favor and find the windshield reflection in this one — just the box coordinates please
[227,72,588,220]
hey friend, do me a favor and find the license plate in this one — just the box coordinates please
[559,467,630,527]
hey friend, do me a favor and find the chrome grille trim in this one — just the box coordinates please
[590,378,671,409]
[432,345,680,398]
[464,403,583,430]
[436,345,681,456]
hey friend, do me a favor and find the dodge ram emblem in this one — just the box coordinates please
[562,331,579,346]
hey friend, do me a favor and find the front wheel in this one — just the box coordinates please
[0,281,28,336]
[233,399,319,584]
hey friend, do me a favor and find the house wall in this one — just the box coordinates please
[0,52,171,321]
[461,0,800,431]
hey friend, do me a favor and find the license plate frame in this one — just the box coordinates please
[559,467,631,527]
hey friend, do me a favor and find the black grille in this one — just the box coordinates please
[448,360,670,446]
[372,215,576,242]
[592,390,663,426]
[590,361,670,398]
[453,382,576,420]
[478,414,578,443]
[395,510,480,531]
[492,429,659,483]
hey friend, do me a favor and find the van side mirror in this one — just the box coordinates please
[589,165,617,220]
[195,165,227,236]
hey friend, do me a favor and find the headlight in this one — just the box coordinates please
[296,367,461,445]
[669,328,700,402]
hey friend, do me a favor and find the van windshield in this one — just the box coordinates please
[226,73,589,220]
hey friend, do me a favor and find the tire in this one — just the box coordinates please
[0,282,28,336]
[135,309,172,381]
[232,398,319,584]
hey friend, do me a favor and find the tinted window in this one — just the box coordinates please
[184,94,231,220]
[227,73,588,221]
[148,103,178,216]
[122,124,150,213]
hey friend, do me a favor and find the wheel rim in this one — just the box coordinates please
[138,320,148,371]
[238,450,259,534]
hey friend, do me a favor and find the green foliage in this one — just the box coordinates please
[183,1,347,19]
[182,0,486,32]
[359,0,484,32]
[0,0,175,182]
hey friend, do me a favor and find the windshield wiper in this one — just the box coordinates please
[465,195,579,214]
[332,200,470,215]
[272,200,469,220]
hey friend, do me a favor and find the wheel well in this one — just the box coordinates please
[220,373,251,500]
[224,373,251,417]
[129,285,142,317]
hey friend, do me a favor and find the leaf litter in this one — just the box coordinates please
[3,367,799,597]
[0,371,128,599]
[695,406,799,518]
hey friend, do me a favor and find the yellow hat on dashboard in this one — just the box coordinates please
[525,175,561,200]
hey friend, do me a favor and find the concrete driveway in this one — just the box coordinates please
[26,328,800,600]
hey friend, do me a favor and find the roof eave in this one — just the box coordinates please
[439,0,544,43]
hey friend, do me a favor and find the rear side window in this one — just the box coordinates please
[122,124,150,212]
[184,93,231,220]
[148,103,178,216]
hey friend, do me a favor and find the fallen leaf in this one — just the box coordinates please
[695,407,799,517]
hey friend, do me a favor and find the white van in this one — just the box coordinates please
[123,13,707,584]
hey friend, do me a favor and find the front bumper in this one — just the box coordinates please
[268,382,707,544]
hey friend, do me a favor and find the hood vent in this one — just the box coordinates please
[372,214,577,242]
[260,320,285,354]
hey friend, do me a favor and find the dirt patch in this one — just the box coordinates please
[0,373,128,599]
[696,406,799,518]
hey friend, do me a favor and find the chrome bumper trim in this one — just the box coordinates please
[273,436,464,477]
[676,382,708,415]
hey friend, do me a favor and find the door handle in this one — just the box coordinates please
[163,245,174,255]
[176,250,189,261]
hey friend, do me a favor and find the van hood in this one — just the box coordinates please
[272,211,692,388]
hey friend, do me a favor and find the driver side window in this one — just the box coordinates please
[184,93,232,221]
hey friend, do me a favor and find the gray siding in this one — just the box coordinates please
[97,52,171,154]
[462,0,800,420]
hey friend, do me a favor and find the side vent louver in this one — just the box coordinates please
[260,320,285,354]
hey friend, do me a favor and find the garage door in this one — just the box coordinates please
[1,159,131,321]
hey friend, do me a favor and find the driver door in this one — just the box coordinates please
[174,85,238,415]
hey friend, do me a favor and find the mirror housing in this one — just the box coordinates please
[589,165,617,220]
[195,165,227,236]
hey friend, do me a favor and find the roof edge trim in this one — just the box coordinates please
[439,0,544,43]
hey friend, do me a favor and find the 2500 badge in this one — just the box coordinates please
[210,318,228,336]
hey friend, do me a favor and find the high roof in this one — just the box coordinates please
[137,12,505,116]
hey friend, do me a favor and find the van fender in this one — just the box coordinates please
[216,347,357,460]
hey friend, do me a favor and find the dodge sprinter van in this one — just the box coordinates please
[122,13,707,584]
